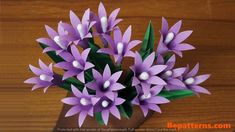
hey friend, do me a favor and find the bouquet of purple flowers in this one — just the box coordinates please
[24,2,210,127]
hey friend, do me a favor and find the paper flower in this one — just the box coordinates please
[93,96,125,125]
[132,85,170,117]
[24,59,54,92]
[91,2,122,37]
[25,3,211,128]
[130,52,167,93]
[55,45,94,83]
[156,54,187,90]
[180,63,211,95]
[65,9,95,49]
[61,85,94,127]
[86,64,124,100]
[36,23,71,55]
[157,17,195,57]
[98,26,141,64]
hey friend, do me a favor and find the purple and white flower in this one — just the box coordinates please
[24,59,54,92]
[55,45,94,83]
[86,64,125,100]
[61,85,94,127]
[98,26,141,64]
[180,63,211,95]
[63,9,95,49]
[92,95,125,125]
[91,2,122,37]
[157,17,195,57]
[132,85,169,117]
[36,23,71,55]
[156,54,187,90]
[130,52,167,94]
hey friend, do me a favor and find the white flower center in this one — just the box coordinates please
[101,100,109,108]
[184,77,195,85]
[164,70,173,77]
[80,98,89,106]
[39,74,53,82]
[77,24,84,38]
[164,32,174,44]
[140,93,151,101]
[117,42,124,55]
[139,72,149,81]
[103,80,110,89]
[100,16,108,33]
[53,36,66,50]
[72,60,81,69]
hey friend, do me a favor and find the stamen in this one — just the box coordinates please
[139,72,149,81]
[80,98,89,106]
[101,100,109,108]
[39,74,53,82]
[77,24,84,38]
[117,42,124,55]
[184,77,195,85]
[164,32,174,44]
[53,36,66,50]
[103,80,111,89]
[72,60,81,69]
[140,93,151,101]
[100,16,108,33]
[164,70,173,77]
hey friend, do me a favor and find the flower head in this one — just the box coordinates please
[62,9,95,49]
[86,64,124,100]
[24,59,54,92]
[91,2,122,36]
[92,95,125,125]
[180,63,211,95]
[132,85,169,117]
[157,17,195,57]
[156,54,187,90]
[130,52,167,93]
[55,45,94,83]
[98,26,141,64]
[61,85,94,127]
[36,23,71,55]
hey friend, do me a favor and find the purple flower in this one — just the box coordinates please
[55,45,94,83]
[61,85,94,127]
[156,54,187,90]
[65,9,95,49]
[130,52,167,94]
[132,85,169,117]
[157,17,195,57]
[91,2,122,36]
[24,59,54,93]
[98,26,141,64]
[92,96,125,125]
[86,64,125,100]
[36,23,71,54]
[180,63,211,95]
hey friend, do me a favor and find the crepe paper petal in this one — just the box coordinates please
[79,111,88,127]
[194,74,211,84]
[110,106,121,119]
[65,106,81,117]
[191,85,211,95]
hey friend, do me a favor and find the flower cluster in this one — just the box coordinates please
[25,2,210,127]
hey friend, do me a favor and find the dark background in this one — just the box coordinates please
[1,0,235,131]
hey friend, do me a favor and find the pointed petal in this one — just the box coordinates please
[173,43,195,51]
[71,45,81,60]
[98,2,107,18]
[110,83,125,91]
[161,17,169,35]
[150,85,164,95]
[110,106,121,119]
[77,71,85,83]
[29,65,42,76]
[62,70,77,80]
[45,25,58,39]
[148,96,169,104]
[140,105,149,117]
[143,52,155,68]
[194,74,210,84]
[172,67,186,77]
[191,85,211,95]
[81,48,91,61]
[71,85,82,97]
[147,76,166,85]
[70,10,81,28]
[92,69,102,79]
[84,62,94,70]
[165,55,176,70]
[79,111,88,127]
[173,30,193,44]
[61,97,80,105]
[168,79,186,88]
[149,65,167,75]
[65,105,81,117]
[148,104,161,113]
[132,77,140,86]
[82,8,90,24]
[103,64,111,79]
[97,48,113,55]
[109,71,122,82]
[101,110,109,125]
[127,40,141,50]
[122,25,132,43]
[113,27,122,44]
[109,8,120,22]
[169,20,182,34]
[186,63,199,78]
[115,98,125,105]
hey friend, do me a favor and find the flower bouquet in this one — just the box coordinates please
[24,2,210,127]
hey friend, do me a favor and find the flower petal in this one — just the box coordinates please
[122,25,132,43]
[194,74,210,84]
[169,20,182,34]
[65,105,81,117]
[191,85,211,95]
[79,111,88,127]
[149,65,167,75]
[61,97,80,105]
[173,30,193,44]
[110,83,125,91]
[147,76,166,85]
[98,2,107,18]
[110,106,121,119]
[101,110,109,125]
